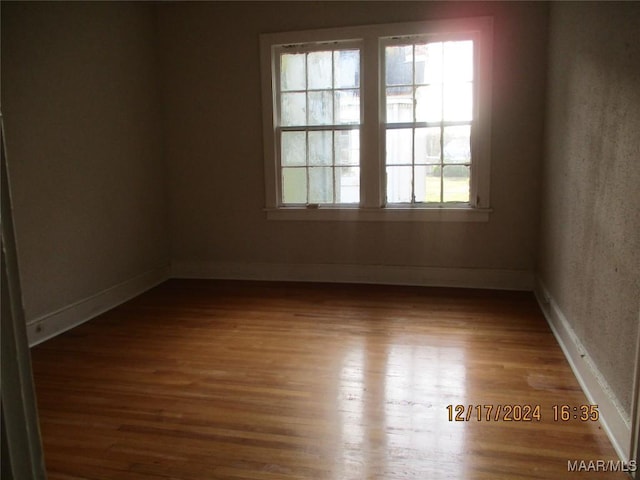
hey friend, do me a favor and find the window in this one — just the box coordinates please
[384,40,473,204]
[278,45,361,204]
[260,18,493,221]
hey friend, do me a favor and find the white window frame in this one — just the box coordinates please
[260,17,493,222]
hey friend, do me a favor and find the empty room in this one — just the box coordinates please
[1,1,639,479]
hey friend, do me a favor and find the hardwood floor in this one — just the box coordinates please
[31,280,628,479]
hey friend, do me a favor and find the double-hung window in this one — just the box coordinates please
[384,38,474,204]
[278,44,362,205]
[260,18,492,221]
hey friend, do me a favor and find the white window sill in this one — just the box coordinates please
[265,206,492,222]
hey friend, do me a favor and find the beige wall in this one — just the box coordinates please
[539,3,640,416]
[1,2,170,322]
[157,2,548,278]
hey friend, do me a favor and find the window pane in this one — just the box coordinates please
[443,165,470,202]
[385,45,413,86]
[335,90,360,124]
[336,166,359,203]
[308,91,333,125]
[309,167,334,203]
[425,165,442,203]
[443,82,472,121]
[386,86,413,123]
[413,44,426,85]
[444,41,473,82]
[308,51,332,90]
[282,167,307,203]
[416,85,442,122]
[386,128,412,165]
[281,131,306,166]
[281,53,306,91]
[443,126,471,164]
[309,130,332,166]
[413,165,427,202]
[420,42,443,85]
[415,127,441,164]
[281,92,306,126]
[334,50,359,88]
[386,166,412,203]
[335,129,359,166]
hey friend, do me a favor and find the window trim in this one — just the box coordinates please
[260,17,493,222]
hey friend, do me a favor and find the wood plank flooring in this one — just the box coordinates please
[31,280,628,479]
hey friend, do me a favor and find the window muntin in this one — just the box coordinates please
[383,39,475,205]
[277,45,361,205]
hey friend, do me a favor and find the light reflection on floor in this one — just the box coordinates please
[336,339,467,478]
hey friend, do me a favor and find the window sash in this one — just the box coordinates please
[274,42,362,128]
[277,126,361,205]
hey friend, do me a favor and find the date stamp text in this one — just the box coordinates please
[446,404,599,422]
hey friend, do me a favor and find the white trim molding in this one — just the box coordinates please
[632,308,640,478]
[26,264,171,347]
[534,279,632,463]
[172,261,533,291]
[265,206,492,222]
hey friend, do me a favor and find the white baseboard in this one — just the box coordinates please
[26,265,171,347]
[534,279,632,463]
[172,261,534,291]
